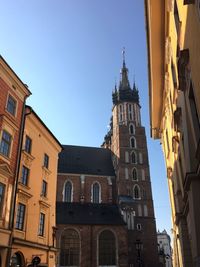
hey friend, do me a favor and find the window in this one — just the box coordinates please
[129,124,135,135]
[6,95,17,116]
[137,223,142,231]
[15,203,26,230]
[99,230,116,266]
[38,212,45,236]
[119,104,123,122]
[44,153,49,169]
[132,168,137,180]
[41,180,47,197]
[24,135,32,154]
[20,166,29,186]
[130,137,136,148]
[64,181,72,202]
[0,130,12,157]
[133,185,140,199]
[128,104,133,120]
[131,151,137,164]
[0,183,5,217]
[60,229,80,266]
[92,182,100,203]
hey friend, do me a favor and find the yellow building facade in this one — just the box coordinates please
[145,0,200,266]
[11,106,62,267]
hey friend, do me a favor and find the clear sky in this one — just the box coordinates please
[0,0,172,236]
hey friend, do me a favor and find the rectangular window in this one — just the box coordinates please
[38,213,45,236]
[6,95,17,116]
[43,153,49,169]
[15,203,26,230]
[0,183,5,217]
[20,166,29,186]
[41,180,47,197]
[24,135,32,154]
[0,130,12,157]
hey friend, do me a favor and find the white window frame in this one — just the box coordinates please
[63,180,73,202]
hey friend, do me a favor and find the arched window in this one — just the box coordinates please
[130,137,136,148]
[92,182,101,203]
[131,151,137,164]
[64,181,72,202]
[133,185,140,199]
[132,168,137,180]
[11,252,25,267]
[129,124,135,135]
[60,229,80,266]
[99,230,116,266]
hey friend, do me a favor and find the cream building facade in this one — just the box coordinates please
[145,0,200,266]
[11,106,62,267]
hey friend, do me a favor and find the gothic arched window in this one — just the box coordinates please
[64,181,72,202]
[130,137,136,148]
[132,168,137,180]
[131,151,137,164]
[133,185,140,199]
[60,229,80,266]
[129,124,135,135]
[92,182,101,203]
[99,230,116,266]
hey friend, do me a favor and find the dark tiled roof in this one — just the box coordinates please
[58,145,115,176]
[56,202,125,225]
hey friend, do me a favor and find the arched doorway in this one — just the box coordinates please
[11,252,24,267]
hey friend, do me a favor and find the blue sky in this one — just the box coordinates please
[0,0,172,235]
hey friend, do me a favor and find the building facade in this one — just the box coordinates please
[145,0,200,266]
[157,230,173,267]
[56,55,159,267]
[0,56,31,267]
[11,106,62,267]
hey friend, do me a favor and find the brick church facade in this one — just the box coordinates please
[56,54,159,267]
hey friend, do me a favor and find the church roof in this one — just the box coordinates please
[58,145,115,176]
[56,202,125,225]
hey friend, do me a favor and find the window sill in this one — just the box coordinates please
[0,153,11,164]
[42,166,51,176]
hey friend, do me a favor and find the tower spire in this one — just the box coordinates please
[120,47,130,89]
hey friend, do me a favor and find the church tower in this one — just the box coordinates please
[103,50,159,266]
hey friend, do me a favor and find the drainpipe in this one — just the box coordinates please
[6,97,31,266]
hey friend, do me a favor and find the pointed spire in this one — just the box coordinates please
[120,47,130,89]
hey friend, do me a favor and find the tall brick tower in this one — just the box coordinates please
[103,50,159,266]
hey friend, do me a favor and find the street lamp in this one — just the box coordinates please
[135,239,143,267]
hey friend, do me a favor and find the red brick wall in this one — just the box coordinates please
[57,174,112,203]
[56,224,129,267]
[0,77,24,174]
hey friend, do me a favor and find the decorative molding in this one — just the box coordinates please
[165,37,172,65]
[21,150,35,168]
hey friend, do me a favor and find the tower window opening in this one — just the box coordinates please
[132,168,138,180]
[133,185,140,199]
[129,124,135,135]
[131,151,137,164]
[130,137,136,148]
